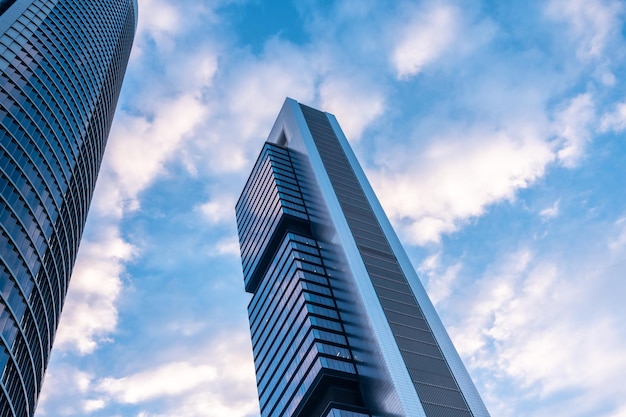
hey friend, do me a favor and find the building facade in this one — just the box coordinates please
[0,1,136,415]
[236,99,491,417]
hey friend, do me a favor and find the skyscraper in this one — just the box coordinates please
[236,98,491,417]
[0,1,136,415]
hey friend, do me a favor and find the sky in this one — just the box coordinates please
[35,0,626,416]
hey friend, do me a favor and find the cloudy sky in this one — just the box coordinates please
[36,0,626,416]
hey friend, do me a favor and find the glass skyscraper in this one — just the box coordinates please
[236,98,491,417]
[0,1,136,415]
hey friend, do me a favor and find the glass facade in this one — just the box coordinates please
[0,1,136,416]
[237,99,492,417]
[237,144,370,417]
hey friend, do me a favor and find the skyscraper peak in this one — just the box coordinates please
[236,98,491,417]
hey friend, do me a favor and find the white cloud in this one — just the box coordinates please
[609,217,626,252]
[418,252,462,305]
[97,93,208,216]
[37,366,98,415]
[133,0,182,56]
[226,41,318,143]
[96,333,259,417]
[449,238,626,417]
[138,0,181,37]
[553,93,596,167]
[52,43,217,359]
[82,399,106,413]
[366,85,602,246]
[539,200,560,220]
[163,389,259,417]
[545,0,624,60]
[491,263,626,403]
[368,88,601,246]
[390,3,494,79]
[54,226,135,354]
[209,236,241,257]
[138,412,168,417]
[608,405,626,417]
[197,195,236,225]
[450,248,533,359]
[391,4,460,78]
[600,100,626,132]
[319,75,385,140]
[97,20,220,215]
[98,361,218,403]
[40,334,260,417]
[370,124,553,245]
[177,40,320,179]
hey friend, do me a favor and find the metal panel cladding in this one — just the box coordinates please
[298,104,474,417]
[0,1,136,416]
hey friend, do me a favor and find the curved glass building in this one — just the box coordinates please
[236,99,491,417]
[0,1,136,415]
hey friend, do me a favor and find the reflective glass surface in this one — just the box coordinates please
[0,1,136,416]
[237,143,371,417]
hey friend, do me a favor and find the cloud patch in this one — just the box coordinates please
[319,75,385,141]
[96,332,259,417]
[371,124,553,245]
[418,252,462,305]
[390,2,494,79]
[54,226,134,354]
[539,200,560,220]
[98,361,218,403]
[545,0,624,60]
[391,4,461,78]
[99,93,208,216]
[449,235,626,417]
[600,100,626,132]
[197,195,237,225]
[553,93,596,167]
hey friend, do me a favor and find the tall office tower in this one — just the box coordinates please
[236,98,491,417]
[0,1,136,415]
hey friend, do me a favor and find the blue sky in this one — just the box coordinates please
[36,0,626,416]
